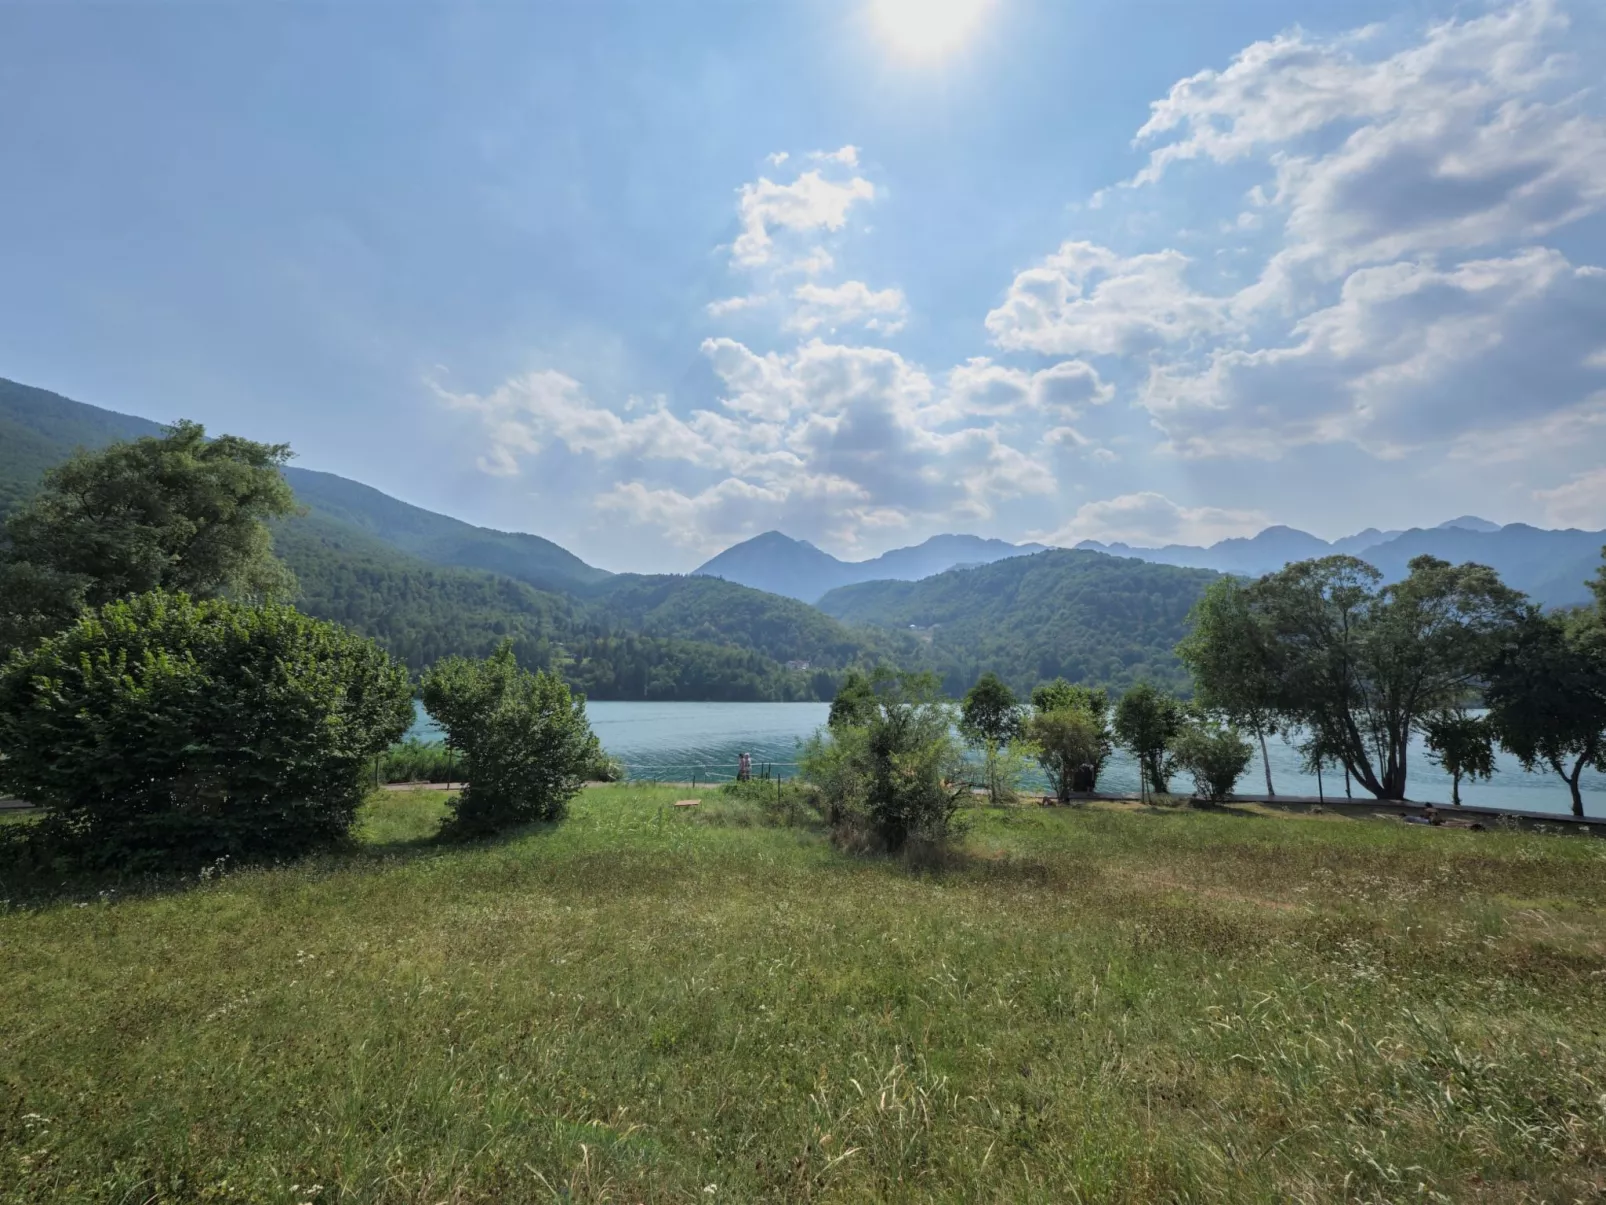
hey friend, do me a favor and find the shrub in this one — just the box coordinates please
[379,738,458,784]
[1114,683,1184,797]
[803,670,970,852]
[961,672,1027,805]
[419,644,598,835]
[0,591,412,868]
[1026,707,1109,802]
[1171,722,1254,802]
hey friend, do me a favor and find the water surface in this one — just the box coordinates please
[407,700,1603,815]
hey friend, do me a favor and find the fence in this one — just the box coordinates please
[615,761,801,786]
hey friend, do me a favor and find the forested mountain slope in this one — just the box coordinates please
[0,376,890,698]
[817,549,1221,696]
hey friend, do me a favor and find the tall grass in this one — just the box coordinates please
[2,788,1604,1201]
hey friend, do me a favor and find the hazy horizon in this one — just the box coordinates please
[5,0,1605,573]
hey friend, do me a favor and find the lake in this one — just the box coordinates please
[407,700,1604,816]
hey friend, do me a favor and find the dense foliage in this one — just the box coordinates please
[0,420,299,654]
[1179,554,1527,802]
[802,670,970,852]
[0,591,412,866]
[960,673,1027,805]
[1113,683,1185,797]
[816,550,1218,696]
[1171,721,1255,803]
[1484,606,1606,817]
[420,645,599,835]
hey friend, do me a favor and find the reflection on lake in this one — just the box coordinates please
[407,699,1603,817]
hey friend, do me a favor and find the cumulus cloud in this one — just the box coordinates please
[1533,467,1606,529]
[787,280,909,334]
[1129,0,1606,290]
[1041,492,1270,548]
[732,169,875,268]
[441,338,1056,552]
[985,242,1227,356]
[937,357,1113,422]
[1143,249,1606,458]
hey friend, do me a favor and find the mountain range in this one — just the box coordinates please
[3,373,1603,700]
[693,530,1048,603]
[695,517,1602,609]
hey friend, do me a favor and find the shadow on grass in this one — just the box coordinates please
[0,790,572,911]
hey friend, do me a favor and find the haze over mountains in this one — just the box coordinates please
[3,374,1604,702]
[692,531,1049,604]
[698,518,1604,609]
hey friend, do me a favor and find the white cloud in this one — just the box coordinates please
[1129,0,1606,297]
[1533,467,1606,529]
[937,356,1113,422]
[706,293,774,317]
[1042,492,1270,547]
[786,280,908,334]
[1144,249,1606,458]
[732,169,875,268]
[985,241,1227,356]
[440,338,1058,552]
[811,145,860,167]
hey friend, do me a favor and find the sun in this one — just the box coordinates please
[870,0,993,59]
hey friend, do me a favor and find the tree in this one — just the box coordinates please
[827,668,880,731]
[1177,577,1284,796]
[0,591,412,867]
[0,421,298,654]
[420,643,599,835]
[1421,708,1496,806]
[1026,707,1108,802]
[801,670,969,852]
[1030,679,1112,784]
[1113,683,1183,798]
[1171,721,1254,803]
[960,672,1025,805]
[1212,555,1525,801]
[1485,608,1606,819]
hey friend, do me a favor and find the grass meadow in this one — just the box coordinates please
[2,786,1605,1202]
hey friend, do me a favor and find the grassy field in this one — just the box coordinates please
[2,788,1605,1203]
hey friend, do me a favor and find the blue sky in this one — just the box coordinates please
[4,0,1606,572]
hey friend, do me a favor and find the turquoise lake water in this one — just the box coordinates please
[406,700,1604,816]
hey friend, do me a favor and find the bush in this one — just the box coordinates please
[379,738,458,784]
[802,670,970,852]
[0,591,412,868]
[1171,723,1254,802]
[718,778,820,827]
[1026,707,1108,802]
[1114,683,1184,796]
[584,748,627,783]
[419,644,598,836]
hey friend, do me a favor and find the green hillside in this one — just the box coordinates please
[0,376,891,699]
[817,549,1220,696]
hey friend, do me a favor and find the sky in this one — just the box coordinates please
[3,0,1606,573]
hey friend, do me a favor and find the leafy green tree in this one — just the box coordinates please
[960,672,1025,805]
[1113,683,1183,798]
[0,421,298,654]
[1171,721,1254,803]
[420,643,599,835]
[801,670,969,852]
[1421,708,1496,806]
[1026,706,1108,802]
[1485,608,1606,818]
[1177,577,1284,796]
[1212,555,1525,801]
[828,668,881,730]
[0,591,412,867]
[1030,679,1112,783]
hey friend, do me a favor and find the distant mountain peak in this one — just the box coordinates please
[1436,515,1502,533]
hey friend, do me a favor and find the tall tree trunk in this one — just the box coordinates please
[1259,729,1274,797]
[1451,770,1461,807]
[1569,756,1586,819]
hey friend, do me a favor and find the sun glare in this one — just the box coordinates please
[870,0,992,59]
